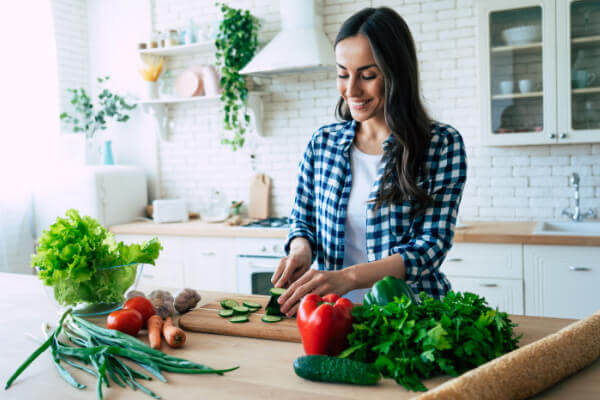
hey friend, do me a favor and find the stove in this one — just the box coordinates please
[243,217,289,228]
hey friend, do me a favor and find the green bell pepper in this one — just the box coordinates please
[363,276,421,306]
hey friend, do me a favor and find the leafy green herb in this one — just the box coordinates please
[214,2,260,151]
[32,209,162,305]
[340,291,520,392]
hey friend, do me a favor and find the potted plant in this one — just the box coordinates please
[215,2,261,151]
[60,76,137,164]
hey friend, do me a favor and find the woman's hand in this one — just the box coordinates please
[277,269,354,317]
[271,238,313,289]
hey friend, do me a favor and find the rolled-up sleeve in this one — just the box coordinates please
[285,139,317,257]
[390,130,467,285]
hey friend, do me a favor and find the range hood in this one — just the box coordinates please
[240,0,335,75]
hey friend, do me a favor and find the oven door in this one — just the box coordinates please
[236,255,280,295]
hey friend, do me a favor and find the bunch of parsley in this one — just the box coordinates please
[339,291,520,391]
[32,209,162,306]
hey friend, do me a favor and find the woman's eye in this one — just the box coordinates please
[337,75,349,79]
[362,75,376,80]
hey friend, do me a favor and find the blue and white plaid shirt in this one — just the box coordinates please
[285,120,467,299]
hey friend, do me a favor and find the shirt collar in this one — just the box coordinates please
[339,120,396,154]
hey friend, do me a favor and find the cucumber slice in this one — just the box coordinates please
[232,305,250,315]
[218,309,234,318]
[269,287,286,296]
[242,301,261,309]
[220,299,239,309]
[261,315,283,323]
[247,307,261,313]
[230,315,249,323]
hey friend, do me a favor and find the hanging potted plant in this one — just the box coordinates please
[60,76,137,164]
[214,2,261,151]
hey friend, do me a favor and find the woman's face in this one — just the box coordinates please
[335,34,385,123]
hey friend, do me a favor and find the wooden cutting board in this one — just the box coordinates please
[178,294,301,342]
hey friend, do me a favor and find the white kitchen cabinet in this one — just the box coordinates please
[183,237,236,292]
[524,244,600,319]
[115,234,185,291]
[441,243,525,314]
[114,234,236,292]
[479,0,600,145]
[449,277,524,315]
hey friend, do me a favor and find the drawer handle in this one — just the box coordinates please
[201,252,216,257]
[142,274,154,278]
[447,258,463,262]
[480,283,498,288]
[569,266,591,272]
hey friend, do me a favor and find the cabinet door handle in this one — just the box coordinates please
[481,283,498,288]
[201,252,216,257]
[559,133,567,139]
[142,274,155,279]
[549,133,556,139]
[569,266,591,272]
[447,258,463,262]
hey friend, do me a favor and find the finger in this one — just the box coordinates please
[286,302,301,318]
[281,276,321,316]
[278,269,313,306]
[271,257,288,285]
[275,254,304,288]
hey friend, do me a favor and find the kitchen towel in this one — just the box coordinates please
[417,309,600,400]
[249,173,271,220]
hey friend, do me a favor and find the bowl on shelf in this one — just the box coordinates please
[38,263,145,317]
[501,25,542,45]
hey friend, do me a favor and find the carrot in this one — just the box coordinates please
[163,317,186,348]
[147,315,163,350]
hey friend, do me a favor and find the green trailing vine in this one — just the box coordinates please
[215,2,260,151]
[60,76,136,138]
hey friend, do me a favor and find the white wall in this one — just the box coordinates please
[57,0,600,220]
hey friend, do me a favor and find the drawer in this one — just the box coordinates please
[447,276,524,315]
[441,243,522,279]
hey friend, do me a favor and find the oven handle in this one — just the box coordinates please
[247,261,278,271]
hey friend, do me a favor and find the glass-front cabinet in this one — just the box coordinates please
[480,0,600,145]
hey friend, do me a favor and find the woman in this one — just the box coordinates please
[272,7,467,317]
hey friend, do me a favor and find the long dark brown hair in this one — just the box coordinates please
[335,7,432,213]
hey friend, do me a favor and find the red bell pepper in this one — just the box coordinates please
[297,293,354,356]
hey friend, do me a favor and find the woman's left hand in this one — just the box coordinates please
[277,269,353,317]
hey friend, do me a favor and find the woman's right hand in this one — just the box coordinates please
[271,237,312,289]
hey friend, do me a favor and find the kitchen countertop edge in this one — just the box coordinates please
[109,220,600,246]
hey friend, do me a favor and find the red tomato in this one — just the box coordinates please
[123,296,155,328]
[107,309,143,336]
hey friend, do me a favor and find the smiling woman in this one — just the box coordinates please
[272,7,468,316]
[0,1,60,274]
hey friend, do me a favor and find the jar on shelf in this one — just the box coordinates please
[166,29,179,47]
[149,31,159,48]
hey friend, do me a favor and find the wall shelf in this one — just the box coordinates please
[137,92,267,141]
[572,87,600,95]
[138,41,215,57]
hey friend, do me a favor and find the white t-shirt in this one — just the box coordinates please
[342,145,383,303]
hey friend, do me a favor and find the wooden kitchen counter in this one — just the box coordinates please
[1,272,599,399]
[109,218,288,239]
[110,219,600,246]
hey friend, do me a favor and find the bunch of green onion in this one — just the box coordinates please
[4,309,238,399]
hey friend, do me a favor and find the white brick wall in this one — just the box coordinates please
[54,0,600,221]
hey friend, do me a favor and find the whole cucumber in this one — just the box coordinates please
[293,355,381,386]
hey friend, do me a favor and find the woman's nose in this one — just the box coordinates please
[345,76,361,97]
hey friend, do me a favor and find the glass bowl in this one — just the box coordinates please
[37,263,145,317]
